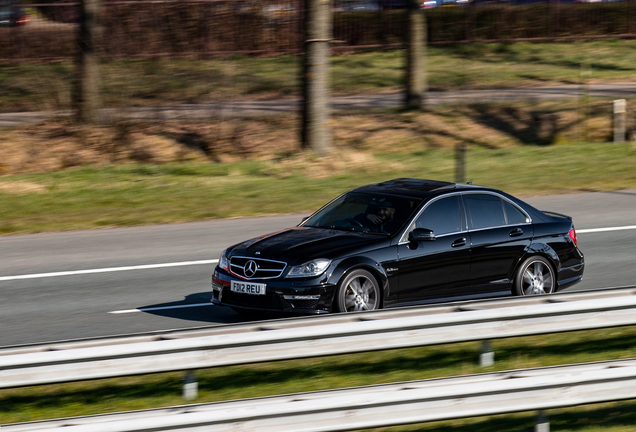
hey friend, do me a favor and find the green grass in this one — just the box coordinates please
[3,39,636,112]
[2,326,636,429]
[1,140,634,235]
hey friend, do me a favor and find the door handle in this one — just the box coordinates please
[452,238,467,247]
[509,228,524,237]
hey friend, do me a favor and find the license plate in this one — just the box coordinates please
[231,280,266,295]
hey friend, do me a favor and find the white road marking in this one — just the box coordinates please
[577,225,636,234]
[0,259,218,281]
[1,225,635,283]
[109,303,214,314]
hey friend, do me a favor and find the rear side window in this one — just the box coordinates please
[465,194,529,229]
[503,200,529,224]
[464,194,505,229]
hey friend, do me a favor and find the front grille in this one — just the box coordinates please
[289,299,319,310]
[230,256,287,279]
[223,289,285,310]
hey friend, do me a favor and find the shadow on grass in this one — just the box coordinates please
[495,332,636,361]
[463,104,581,146]
[3,377,636,432]
[388,401,636,432]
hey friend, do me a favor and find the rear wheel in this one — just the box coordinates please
[335,269,380,313]
[514,256,555,296]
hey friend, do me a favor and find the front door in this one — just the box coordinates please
[397,195,472,303]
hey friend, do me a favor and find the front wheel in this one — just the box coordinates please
[335,269,380,313]
[514,256,555,296]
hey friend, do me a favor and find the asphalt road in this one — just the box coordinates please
[3,83,636,127]
[1,189,635,348]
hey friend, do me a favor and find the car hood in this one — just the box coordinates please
[228,227,390,263]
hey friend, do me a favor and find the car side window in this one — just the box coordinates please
[415,196,462,235]
[503,200,529,224]
[464,194,505,229]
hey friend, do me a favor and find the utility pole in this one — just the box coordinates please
[74,0,102,124]
[405,0,426,110]
[301,0,332,155]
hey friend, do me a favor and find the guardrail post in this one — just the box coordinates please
[479,340,494,367]
[535,410,549,432]
[613,99,626,143]
[183,370,198,400]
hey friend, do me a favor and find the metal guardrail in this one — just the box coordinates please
[1,286,636,389]
[4,358,636,431]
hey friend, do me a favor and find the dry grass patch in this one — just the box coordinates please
[265,150,410,179]
[0,99,627,176]
[0,181,47,194]
[0,118,299,175]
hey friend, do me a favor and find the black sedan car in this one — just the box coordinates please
[211,179,584,315]
[0,0,27,26]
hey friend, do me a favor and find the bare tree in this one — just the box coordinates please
[405,0,426,110]
[73,0,102,124]
[301,0,332,155]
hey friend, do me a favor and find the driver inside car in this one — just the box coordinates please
[354,201,396,233]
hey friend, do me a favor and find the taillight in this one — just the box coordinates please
[568,228,578,246]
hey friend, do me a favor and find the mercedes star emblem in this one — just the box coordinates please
[244,260,258,278]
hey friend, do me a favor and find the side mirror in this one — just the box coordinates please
[409,228,435,242]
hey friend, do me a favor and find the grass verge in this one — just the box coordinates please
[1,132,635,235]
[1,326,636,429]
[3,39,636,112]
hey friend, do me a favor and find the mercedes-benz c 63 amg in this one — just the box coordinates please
[211,179,584,315]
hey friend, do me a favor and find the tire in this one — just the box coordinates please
[514,256,556,296]
[335,269,380,313]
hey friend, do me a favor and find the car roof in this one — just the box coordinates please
[349,178,554,223]
[352,178,483,199]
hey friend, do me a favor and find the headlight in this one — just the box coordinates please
[218,249,229,271]
[286,259,331,278]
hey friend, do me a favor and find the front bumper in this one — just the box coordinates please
[211,267,336,314]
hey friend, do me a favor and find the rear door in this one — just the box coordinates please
[463,193,534,294]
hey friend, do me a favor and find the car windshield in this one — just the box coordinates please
[303,192,420,235]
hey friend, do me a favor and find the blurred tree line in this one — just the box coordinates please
[2,1,636,60]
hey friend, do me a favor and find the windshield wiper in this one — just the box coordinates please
[310,225,391,235]
[327,225,357,231]
[309,225,354,231]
